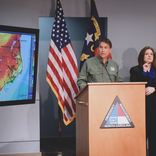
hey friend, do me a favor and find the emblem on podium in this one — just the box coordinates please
[100,95,135,128]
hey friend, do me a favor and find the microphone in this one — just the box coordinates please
[101,62,113,82]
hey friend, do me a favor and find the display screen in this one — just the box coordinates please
[0,25,39,106]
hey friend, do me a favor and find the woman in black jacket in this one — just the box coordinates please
[130,46,156,156]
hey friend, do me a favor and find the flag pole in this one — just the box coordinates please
[57,106,63,156]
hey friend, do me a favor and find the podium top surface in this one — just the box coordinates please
[75,82,147,99]
[87,82,146,86]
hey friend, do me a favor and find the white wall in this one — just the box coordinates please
[0,0,156,154]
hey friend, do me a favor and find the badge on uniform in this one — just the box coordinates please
[110,66,115,71]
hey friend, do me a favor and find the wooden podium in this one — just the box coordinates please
[75,82,146,156]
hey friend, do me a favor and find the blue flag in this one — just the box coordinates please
[79,0,111,71]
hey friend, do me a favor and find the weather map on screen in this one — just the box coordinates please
[0,25,39,106]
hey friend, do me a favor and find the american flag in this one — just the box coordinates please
[46,0,79,125]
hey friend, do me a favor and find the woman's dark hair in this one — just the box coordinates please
[138,46,156,68]
[97,38,112,48]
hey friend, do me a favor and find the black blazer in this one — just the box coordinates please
[130,65,156,88]
[130,65,156,155]
[130,65,156,106]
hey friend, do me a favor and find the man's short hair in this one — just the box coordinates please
[97,38,112,48]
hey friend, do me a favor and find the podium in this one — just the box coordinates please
[75,82,146,156]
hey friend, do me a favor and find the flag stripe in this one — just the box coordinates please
[62,69,77,107]
[49,40,62,70]
[46,71,64,105]
[62,66,77,110]
[64,97,74,118]
[63,78,76,112]
[47,64,63,99]
[63,44,78,76]
[62,49,79,94]
[47,55,62,85]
